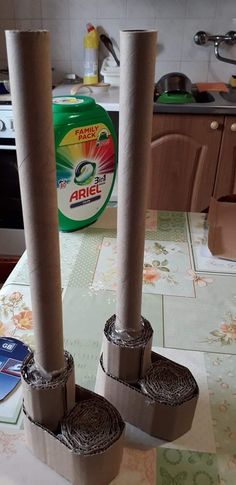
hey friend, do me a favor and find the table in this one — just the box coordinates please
[1,208,236,484]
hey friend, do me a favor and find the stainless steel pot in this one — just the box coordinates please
[156,72,192,95]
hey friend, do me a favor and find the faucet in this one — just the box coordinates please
[194,31,236,65]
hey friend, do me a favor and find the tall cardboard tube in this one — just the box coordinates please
[5,31,64,374]
[115,30,157,335]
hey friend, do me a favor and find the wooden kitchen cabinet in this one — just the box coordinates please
[147,114,224,212]
[213,116,236,200]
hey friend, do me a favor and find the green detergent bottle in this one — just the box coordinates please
[53,95,117,231]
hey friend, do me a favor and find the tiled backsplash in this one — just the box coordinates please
[0,0,236,84]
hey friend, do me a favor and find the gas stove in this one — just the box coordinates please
[0,94,15,140]
[0,93,25,259]
[0,93,11,104]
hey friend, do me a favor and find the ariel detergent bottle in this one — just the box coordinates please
[53,96,117,231]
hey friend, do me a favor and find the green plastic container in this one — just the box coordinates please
[53,95,117,231]
[157,92,195,104]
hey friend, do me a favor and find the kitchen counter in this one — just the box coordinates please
[53,85,236,114]
[154,90,236,115]
[1,208,236,484]
[53,84,120,111]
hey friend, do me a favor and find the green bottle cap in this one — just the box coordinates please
[53,95,95,112]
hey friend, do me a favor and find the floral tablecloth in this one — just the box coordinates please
[1,209,236,484]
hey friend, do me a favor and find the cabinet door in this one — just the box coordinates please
[213,116,236,199]
[148,114,223,211]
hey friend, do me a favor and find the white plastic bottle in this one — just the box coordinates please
[83,23,99,85]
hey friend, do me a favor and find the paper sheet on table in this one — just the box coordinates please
[0,385,22,424]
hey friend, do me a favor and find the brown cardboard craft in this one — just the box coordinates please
[6,29,125,485]
[103,315,153,383]
[5,30,64,375]
[21,352,75,432]
[208,196,236,260]
[22,352,125,484]
[96,351,199,441]
[96,29,199,441]
[24,385,125,485]
[115,30,157,336]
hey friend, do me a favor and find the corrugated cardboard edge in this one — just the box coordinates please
[103,315,153,383]
[95,351,199,441]
[23,386,125,485]
[208,196,236,260]
[21,351,75,432]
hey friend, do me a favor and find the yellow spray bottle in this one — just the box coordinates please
[83,23,99,85]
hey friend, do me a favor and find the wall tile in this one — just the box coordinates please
[0,58,7,68]
[41,0,69,19]
[186,0,217,19]
[15,19,42,29]
[155,18,184,61]
[180,61,209,82]
[52,59,72,84]
[98,0,126,19]
[182,18,214,61]
[0,0,235,83]
[71,59,84,79]
[14,0,41,19]
[208,60,236,82]
[69,0,98,19]
[70,19,88,61]
[125,18,155,30]
[155,0,187,18]
[127,0,156,19]
[216,0,236,19]
[42,19,70,61]
[0,19,15,59]
[0,0,14,19]
[155,60,181,81]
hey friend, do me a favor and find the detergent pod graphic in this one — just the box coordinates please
[74,160,96,185]
[53,96,117,231]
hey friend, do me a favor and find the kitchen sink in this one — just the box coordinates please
[153,87,236,113]
[192,91,215,103]
[220,90,236,103]
[154,90,215,105]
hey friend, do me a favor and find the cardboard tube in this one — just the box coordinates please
[21,351,75,432]
[115,30,157,335]
[5,31,64,374]
[102,315,153,383]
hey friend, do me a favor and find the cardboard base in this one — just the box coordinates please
[96,351,199,441]
[21,351,75,432]
[103,315,153,383]
[24,385,125,485]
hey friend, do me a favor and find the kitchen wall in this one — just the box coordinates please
[0,0,236,84]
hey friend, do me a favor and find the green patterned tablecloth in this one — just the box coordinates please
[1,208,236,484]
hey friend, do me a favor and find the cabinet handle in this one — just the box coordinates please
[210,121,219,130]
[231,123,236,132]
